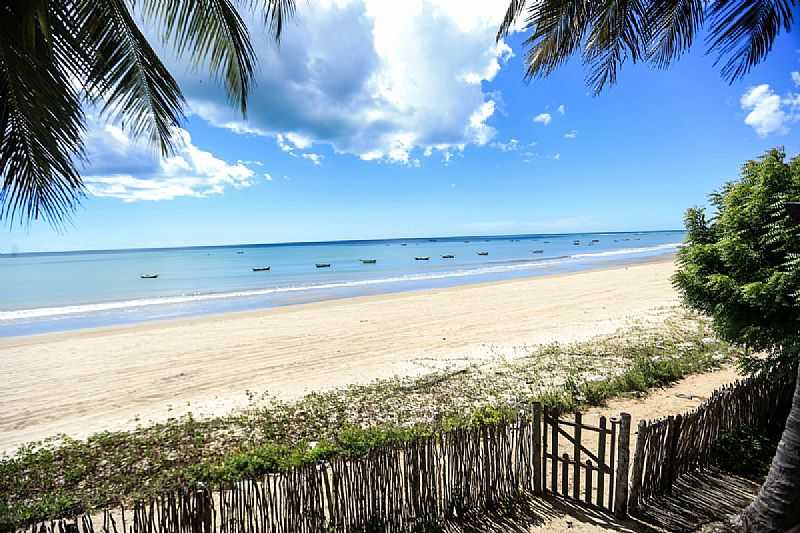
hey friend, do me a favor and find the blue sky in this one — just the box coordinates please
[3,1,799,253]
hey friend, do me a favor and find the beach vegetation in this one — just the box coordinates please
[674,148,800,531]
[0,311,742,529]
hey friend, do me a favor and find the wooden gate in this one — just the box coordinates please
[532,403,631,517]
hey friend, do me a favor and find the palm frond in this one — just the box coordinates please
[497,0,528,41]
[0,0,86,225]
[522,0,595,81]
[583,0,648,94]
[81,0,185,155]
[707,0,796,82]
[257,0,297,42]
[134,0,256,115]
[646,0,706,67]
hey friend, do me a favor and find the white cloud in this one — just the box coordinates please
[564,130,577,139]
[793,72,800,87]
[302,153,323,165]
[81,122,255,202]
[490,138,520,152]
[557,104,566,115]
[533,113,552,125]
[740,83,800,137]
[264,173,273,181]
[172,0,513,165]
[553,153,561,160]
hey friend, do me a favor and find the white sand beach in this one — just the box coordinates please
[0,258,679,451]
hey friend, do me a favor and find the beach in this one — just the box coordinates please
[0,258,678,451]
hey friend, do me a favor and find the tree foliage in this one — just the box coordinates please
[498,0,797,95]
[673,148,800,373]
[0,0,295,225]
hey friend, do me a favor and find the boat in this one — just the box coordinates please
[477,251,488,256]
[543,241,551,243]
[140,273,159,279]
[401,243,408,246]
[415,256,430,260]
[236,251,244,254]
[573,240,580,245]
[592,239,600,243]
[360,259,377,264]
[532,249,544,254]
[252,266,271,272]
[316,263,331,268]
[442,254,455,259]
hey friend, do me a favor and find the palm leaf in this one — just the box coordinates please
[645,0,706,67]
[521,0,595,81]
[583,0,648,94]
[134,0,256,115]
[0,0,86,224]
[707,0,796,82]
[81,0,185,155]
[497,0,529,40]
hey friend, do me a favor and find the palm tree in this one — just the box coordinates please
[497,2,798,530]
[0,0,296,225]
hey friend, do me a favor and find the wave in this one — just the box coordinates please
[0,243,680,321]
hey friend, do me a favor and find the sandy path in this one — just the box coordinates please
[0,259,678,450]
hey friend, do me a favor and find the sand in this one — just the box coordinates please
[0,258,680,451]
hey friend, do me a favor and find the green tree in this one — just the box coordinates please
[674,149,800,531]
[0,0,296,224]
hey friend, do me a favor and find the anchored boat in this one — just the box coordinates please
[442,254,455,259]
[360,259,377,264]
[316,263,331,268]
[140,273,159,279]
[477,251,489,256]
[252,266,271,272]
[415,256,430,261]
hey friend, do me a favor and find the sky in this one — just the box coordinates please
[3,0,800,253]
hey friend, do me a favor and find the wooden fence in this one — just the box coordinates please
[15,405,633,533]
[628,366,796,512]
[19,367,790,533]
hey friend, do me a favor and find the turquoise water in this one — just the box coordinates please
[0,231,684,336]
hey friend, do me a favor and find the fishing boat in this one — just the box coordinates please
[401,243,408,246]
[592,239,600,243]
[140,273,159,279]
[236,251,244,254]
[573,240,580,245]
[532,249,544,254]
[360,259,377,264]
[252,266,271,272]
[442,254,455,259]
[543,241,551,243]
[316,263,331,268]
[415,256,430,261]
[477,251,488,256]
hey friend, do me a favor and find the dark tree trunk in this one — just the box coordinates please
[734,364,800,532]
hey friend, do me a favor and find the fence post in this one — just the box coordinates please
[628,420,647,514]
[532,402,542,495]
[613,413,631,518]
[664,414,683,495]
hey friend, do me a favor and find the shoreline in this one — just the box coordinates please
[0,251,676,343]
[0,257,678,450]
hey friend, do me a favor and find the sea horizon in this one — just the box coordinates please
[0,229,685,337]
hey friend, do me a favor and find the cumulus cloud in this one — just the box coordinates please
[302,153,323,165]
[557,104,566,115]
[564,130,577,139]
[490,138,520,152]
[793,72,800,87]
[740,82,800,137]
[81,121,255,201]
[173,0,512,165]
[533,113,552,125]
[264,173,273,181]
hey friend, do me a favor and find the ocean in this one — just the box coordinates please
[0,230,684,337]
